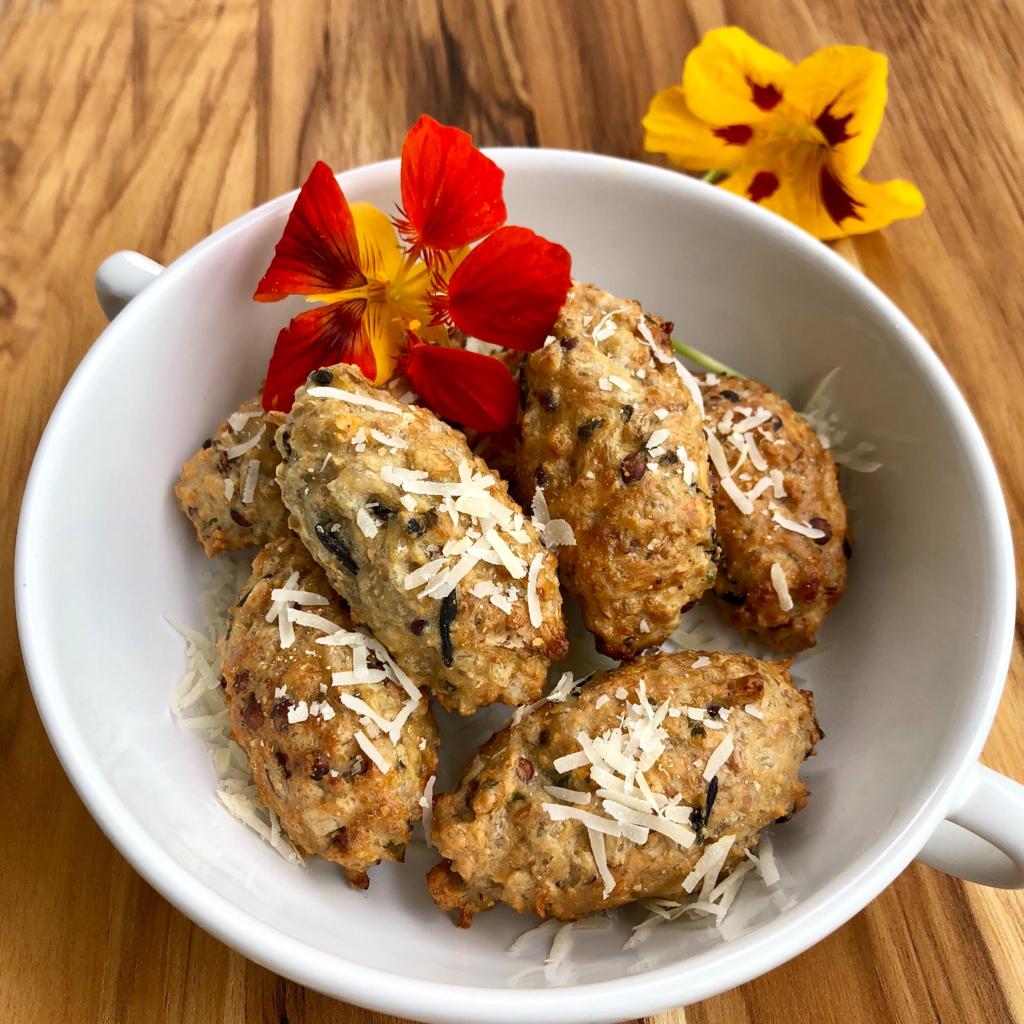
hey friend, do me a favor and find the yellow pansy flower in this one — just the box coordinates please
[643,27,924,240]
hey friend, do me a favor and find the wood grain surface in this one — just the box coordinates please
[2,1,1023,1021]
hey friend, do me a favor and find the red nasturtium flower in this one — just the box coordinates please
[395,116,507,257]
[254,115,571,430]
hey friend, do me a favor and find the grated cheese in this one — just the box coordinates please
[704,428,731,479]
[746,477,773,502]
[547,671,576,703]
[227,410,256,432]
[307,385,403,415]
[588,828,615,898]
[771,511,826,540]
[288,608,341,634]
[591,306,627,342]
[544,785,592,805]
[354,730,391,773]
[721,477,754,515]
[507,919,561,955]
[770,562,794,611]
[756,833,780,885]
[356,507,380,539]
[733,408,772,433]
[683,834,736,894]
[484,528,527,578]
[675,361,705,416]
[369,428,407,450]
[241,459,260,504]
[270,587,328,607]
[541,803,647,843]
[552,750,591,772]
[703,731,734,781]
[526,553,544,628]
[225,425,266,460]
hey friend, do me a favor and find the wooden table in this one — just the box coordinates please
[2,1,1022,1021]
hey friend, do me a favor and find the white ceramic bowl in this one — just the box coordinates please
[16,150,1024,1024]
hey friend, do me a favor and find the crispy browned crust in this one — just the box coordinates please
[175,395,290,557]
[515,283,717,659]
[703,377,849,650]
[276,363,567,716]
[428,650,821,924]
[220,537,438,883]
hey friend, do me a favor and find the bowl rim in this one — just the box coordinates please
[15,148,1016,1024]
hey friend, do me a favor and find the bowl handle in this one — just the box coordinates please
[916,762,1024,888]
[94,251,165,321]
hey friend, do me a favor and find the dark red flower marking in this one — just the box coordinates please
[747,171,780,203]
[815,102,856,148]
[434,226,572,351]
[263,300,372,412]
[401,340,519,432]
[746,77,783,112]
[254,161,363,301]
[396,115,507,255]
[819,163,864,225]
[712,124,754,145]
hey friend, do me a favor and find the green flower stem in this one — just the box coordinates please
[701,169,728,184]
[671,338,741,378]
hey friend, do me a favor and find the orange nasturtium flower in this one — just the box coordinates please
[643,27,924,240]
[254,116,572,431]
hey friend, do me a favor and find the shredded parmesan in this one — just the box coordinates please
[721,476,754,515]
[241,459,260,504]
[307,385,403,415]
[227,410,256,432]
[770,562,794,611]
[703,731,734,781]
[771,511,826,540]
[354,730,391,773]
[526,553,544,628]
[356,507,380,539]
[544,785,591,805]
[225,425,265,460]
[704,428,731,479]
[675,361,705,416]
[588,828,615,898]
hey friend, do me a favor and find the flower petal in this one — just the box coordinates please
[719,158,924,240]
[683,27,793,126]
[397,115,507,254]
[820,172,925,239]
[785,46,888,174]
[254,162,364,301]
[361,301,408,385]
[402,342,519,433]
[351,201,405,282]
[262,302,372,412]
[719,159,837,238]
[642,85,753,171]
[438,226,572,350]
